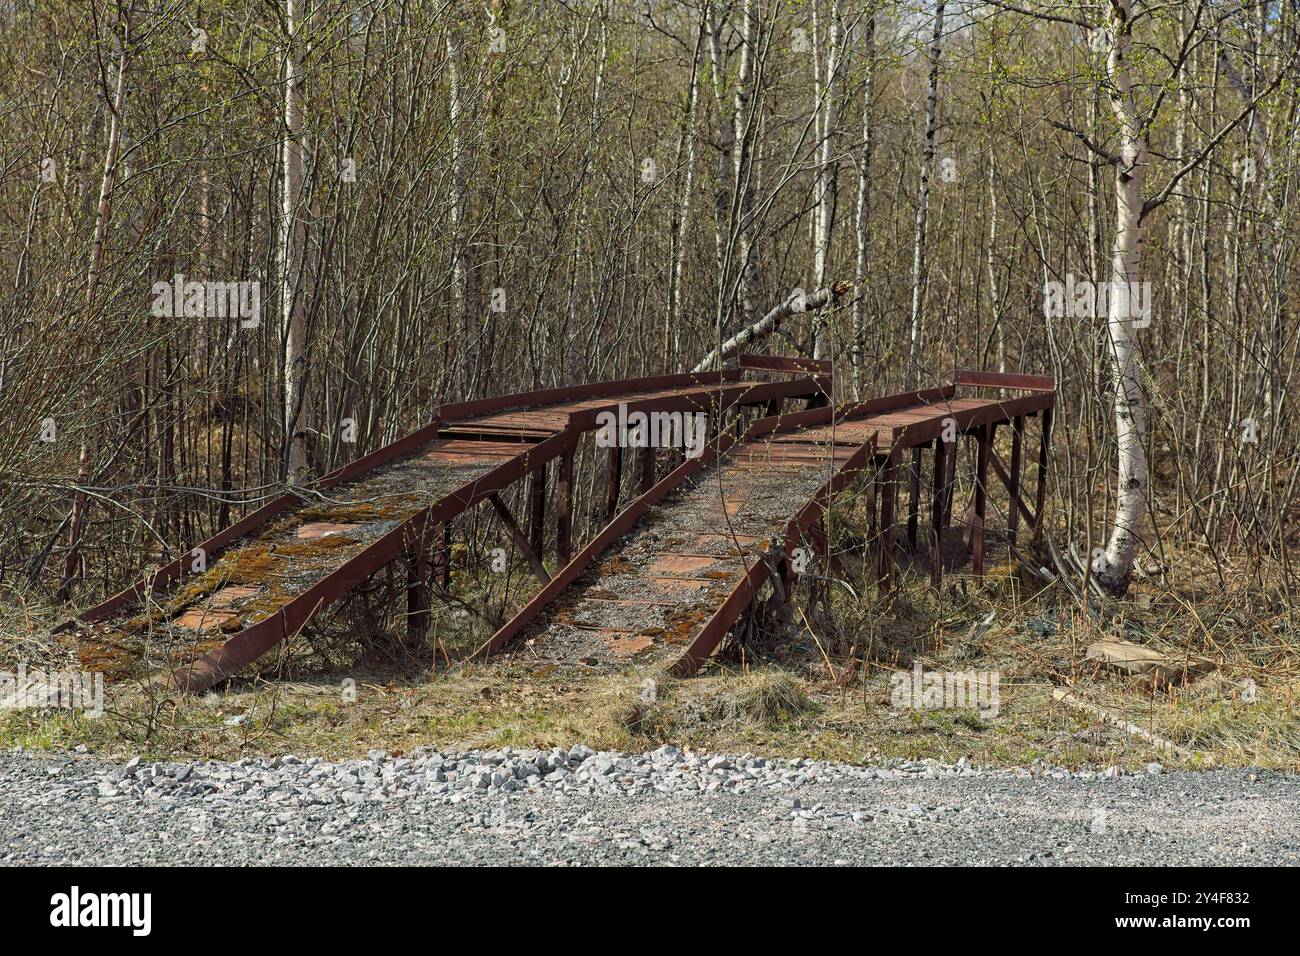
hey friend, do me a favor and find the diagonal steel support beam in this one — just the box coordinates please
[488,493,552,586]
[990,447,1037,532]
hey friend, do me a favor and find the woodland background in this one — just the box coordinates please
[1,0,1297,613]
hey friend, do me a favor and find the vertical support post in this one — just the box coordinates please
[437,523,451,589]
[931,436,948,589]
[942,436,958,528]
[605,445,623,521]
[556,447,574,564]
[972,425,990,583]
[638,445,656,494]
[1008,415,1024,545]
[877,446,900,592]
[868,462,880,541]
[802,519,823,609]
[811,484,836,592]
[906,446,923,551]
[406,543,430,644]
[1034,407,1052,545]
[528,462,547,559]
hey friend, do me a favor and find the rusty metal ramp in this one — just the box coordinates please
[498,441,849,670]
[82,437,538,681]
[62,363,827,691]
[61,363,1053,690]
[473,407,881,674]
[474,372,1056,675]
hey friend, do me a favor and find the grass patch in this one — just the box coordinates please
[4,535,1299,771]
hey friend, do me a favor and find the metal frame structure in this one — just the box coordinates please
[62,360,829,691]
[474,369,1055,676]
[62,363,1051,688]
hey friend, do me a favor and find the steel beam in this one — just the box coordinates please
[556,448,575,563]
[931,436,948,588]
[1007,416,1024,545]
[488,493,551,585]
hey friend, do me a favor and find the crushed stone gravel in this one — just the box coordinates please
[2,747,1295,865]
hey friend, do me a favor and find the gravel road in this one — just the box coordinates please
[1,747,1295,866]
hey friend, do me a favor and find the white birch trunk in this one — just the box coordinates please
[851,14,875,400]
[983,50,1004,373]
[667,17,705,355]
[282,0,311,481]
[1097,0,1149,594]
[704,1,735,350]
[812,0,842,361]
[906,0,945,387]
[733,0,762,325]
[446,21,482,392]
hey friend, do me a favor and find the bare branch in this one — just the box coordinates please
[1142,32,1300,220]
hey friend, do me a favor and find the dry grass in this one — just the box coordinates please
[2,536,1298,770]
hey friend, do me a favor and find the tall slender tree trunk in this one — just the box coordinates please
[666,16,705,363]
[282,0,311,481]
[1192,43,1220,495]
[564,16,607,384]
[906,0,945,387]
[983,50,1004,373]
[1097,0,1149,594]
[812,0,843,361]
[704,1,734,357]
[851,14,876,399]
[60,13,130,602]
[705,1,765,358]
[732,0,762,326]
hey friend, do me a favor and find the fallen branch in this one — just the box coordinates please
[1052,688,1199,762]
[693,280,852,372]
[1007,540,1055,583]
[1043,531,1084,603]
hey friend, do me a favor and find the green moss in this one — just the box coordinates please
[296,500,413,523]
[274,535,361,561]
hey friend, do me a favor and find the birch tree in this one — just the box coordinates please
[850,13,876,399]
[906,0,945,387]
[282,0,311,481]
[446,13,480,393]
[60,6,130,601]
[812,0,845,361]
[706,0,765,347]
[1094,0,1148,594]
[667,15,706,353]
[994,0,1299,594]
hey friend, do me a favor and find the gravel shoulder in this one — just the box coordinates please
[2,747,1296,866]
